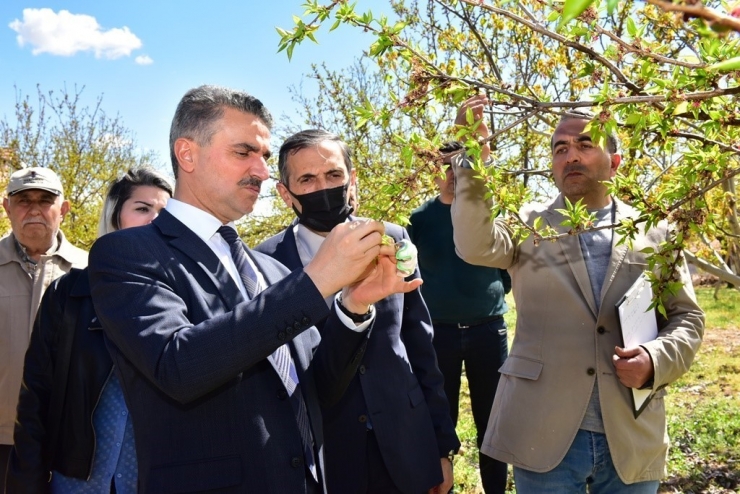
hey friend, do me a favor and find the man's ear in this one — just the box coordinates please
[276,182,294,210]
[174,138,197,174]
[2,197,9,215]
[610,153,621,177]
[60,200,70,217]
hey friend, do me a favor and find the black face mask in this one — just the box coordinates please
[288,183,354,233]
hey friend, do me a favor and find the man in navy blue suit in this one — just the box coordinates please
[256,129,460,494]
[87,86,421,494]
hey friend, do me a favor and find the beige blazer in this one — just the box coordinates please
[451,164,704,484]
[0,231,87,444]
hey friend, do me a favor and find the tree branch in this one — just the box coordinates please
[458,0,642,94]
[647,0,740,34]
[685,250,740,288]
[592,24,703,69]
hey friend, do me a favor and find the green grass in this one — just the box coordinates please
[661,287,739,493]
[694,285,740,330]
[450,287,740,493]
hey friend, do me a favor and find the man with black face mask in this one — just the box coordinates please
[285,178,354,233]
[256,129,459,494]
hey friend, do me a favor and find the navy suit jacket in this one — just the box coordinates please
[256,220,460,494]
[87,210,368,494]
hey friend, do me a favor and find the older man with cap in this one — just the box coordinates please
[0,167,88,487]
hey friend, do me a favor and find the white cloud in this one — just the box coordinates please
[9,8,142,59]
[135,55,153,65]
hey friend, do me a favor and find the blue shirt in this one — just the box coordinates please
[50,373,137,493]
[579,203,615,434]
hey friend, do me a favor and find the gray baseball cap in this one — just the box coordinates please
[7,167,64,196]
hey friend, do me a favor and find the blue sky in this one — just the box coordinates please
[0,1,387,172]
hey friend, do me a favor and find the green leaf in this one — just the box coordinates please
[329,19,341,32]
[657,302,668,319]
[558,0,595,28]
[706,56,740,73]
[606,0,618,15]
[465,107,475,125]
[624,113,641,126]
[576,62,594,78]
[673,101,689,115]
[391,21,407,35]
[626,17,637,38]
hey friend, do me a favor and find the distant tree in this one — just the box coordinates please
[277,0,740,304]
[0,85,158,247]
[241,56,446,246]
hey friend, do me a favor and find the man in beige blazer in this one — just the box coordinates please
[1,168,87,489]
[450,95,704,493]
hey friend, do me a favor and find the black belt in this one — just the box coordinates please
[433,315,504,329]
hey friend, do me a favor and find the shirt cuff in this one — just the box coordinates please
[333,294,375,332]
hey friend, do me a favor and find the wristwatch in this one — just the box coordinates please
[447,449,456,462]
[337,295,373,323]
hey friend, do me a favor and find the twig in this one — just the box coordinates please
[592,24,704,69]
[458,0,642,94]
[647,0,740,33]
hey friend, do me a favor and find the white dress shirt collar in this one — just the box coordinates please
[293,222,327,268]
[165,198,264,298]
[166,199,234,243]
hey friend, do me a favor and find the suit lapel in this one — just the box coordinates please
[250,244,314,371]
[154,210,242,310]
[272,225,304,271]
[155,212,314,391]
[249,249,286,286]
[544,196,598,317]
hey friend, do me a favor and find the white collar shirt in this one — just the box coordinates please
[165,198,265,300]
[292,221,374,330]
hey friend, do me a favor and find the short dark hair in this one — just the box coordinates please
[169,85,273,177]
[439,141,463,166]
[439,141,463,154]
[278,129,353,185]
[553,111,618,154]
[98,167,173,236]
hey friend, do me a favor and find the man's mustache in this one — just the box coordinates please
[563,164,588,176]
[22,219,48,227]
[237,177,263,190]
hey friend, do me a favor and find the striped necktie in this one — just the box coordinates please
[217,226,317,480]
[218,226,259,298]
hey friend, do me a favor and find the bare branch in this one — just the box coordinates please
[458,0,642,94]
[685,251,740,288]
[592,24,704,69]
[647,0,740,34]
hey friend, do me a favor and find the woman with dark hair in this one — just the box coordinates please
[97,167,174,236]
[5,168,172,494]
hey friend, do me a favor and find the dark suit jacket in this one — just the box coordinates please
[256,220,460,494]
[87,210,368,494]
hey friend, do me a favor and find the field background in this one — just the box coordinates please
[450,286,739,494]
